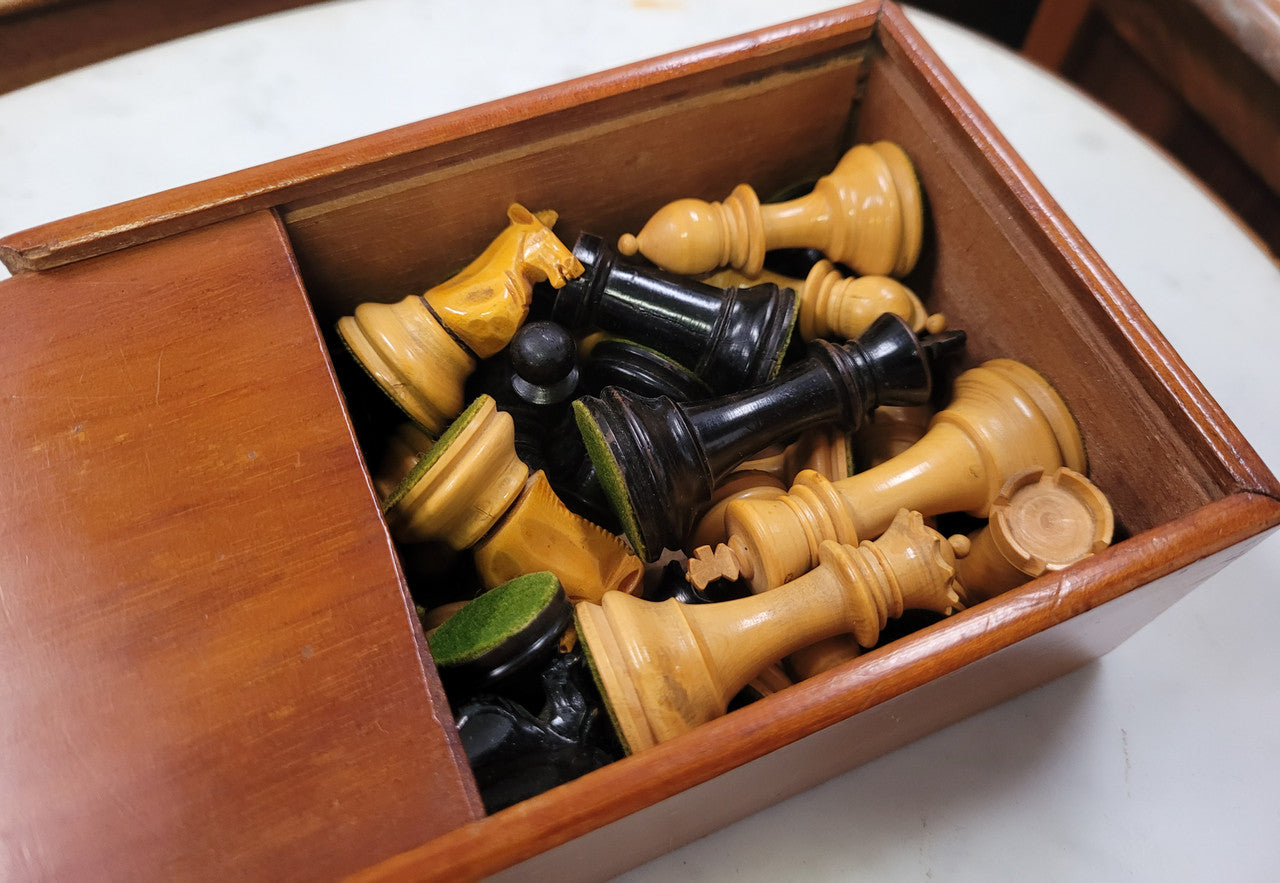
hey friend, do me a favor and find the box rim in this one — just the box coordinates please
[0,2,882,275]
[6,2,1277,877]
[873,3,1279,502]
[352,492,1279,881]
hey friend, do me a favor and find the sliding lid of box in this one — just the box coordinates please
[0,211,481,879]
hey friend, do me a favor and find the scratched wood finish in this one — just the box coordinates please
[0,210,481,879]
[0,3,1277,880]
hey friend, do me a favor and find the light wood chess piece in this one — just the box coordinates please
[687,470,789,554]
[371,422,435,500]
[381,396,643,603]
[617,141,923,278]
[955,466,1114,604]
[686,427,853,561]
[705,261,946,340]
[576,509,963,753]
[785,634,865,681]
[338,204,583,434]
[692,359,1087,593]
[852,403,935,471]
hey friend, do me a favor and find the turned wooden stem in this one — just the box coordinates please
[720,358,1086,592]
[618,141,923,278]
[704,263,943,340]
[577,509,959,753]
[337,204,582,433]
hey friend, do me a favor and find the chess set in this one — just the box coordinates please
[338,141,1118,779]
[2,3,1276,880]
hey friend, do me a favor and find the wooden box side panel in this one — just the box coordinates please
[0,211,480,879]
[491,534,1251,882]
[355,493,1279,881]
[363,496,1280,880]
[281,42,869,322]
[0,4,880,279]
[852,5,1280,535]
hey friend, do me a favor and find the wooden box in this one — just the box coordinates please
[2,3,1276,879]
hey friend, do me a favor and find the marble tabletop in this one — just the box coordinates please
[3,3,1277,880]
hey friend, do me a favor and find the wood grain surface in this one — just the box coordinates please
[1,2,1277,879]
[0,210,480,879]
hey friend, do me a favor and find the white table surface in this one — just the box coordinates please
[4,3,1278,880]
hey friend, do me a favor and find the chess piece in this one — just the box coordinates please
[552,233,798,394]
[576,509,962,752]
[578,336,714,402]
[852,403,935,471]
[696,359,1086,593]
[338,204,582,434]
[786,635,862,681]
[470,320,582,472]
[559,335,713,529]
[420,600,469,640]
[474,471,644,603]
[383,396,530,551]
[735,444,791,481]
[574,313,964,560]
[646,558,751,605]
[955,466,1114,604]
[454,647,620,813]
[686,427,853,554]
[618,141,923,278]
[371,422,463,582]
[706,261,945,340]
[687,470,789,553]
[783,425,856,482]
[745,663,794,699]
[796,261,946,340]
[467,321,628,531]
[428,571,574,702]
[382,396,644,602]
[371,421,435,500]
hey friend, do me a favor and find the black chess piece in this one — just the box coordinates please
[574,312,966,560]
[468,320,580,472]
[551,232,799,394]
[454,649,621,813]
